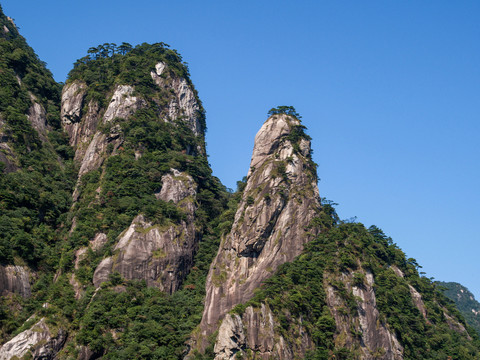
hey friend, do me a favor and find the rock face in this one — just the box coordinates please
[0,318,67,360]
[0,92,49,173]
[326,270,403,360]
[213,304,312,360]
[27,95,48,141]
[62,61,205,199]
[103,85,146,123]
[0,265,31,298]
[61,81,86,126]
[150,62,203,137]
[92,169,198,293]
[198,114,321,348]
[61,82,134,182]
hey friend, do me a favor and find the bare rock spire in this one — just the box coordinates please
[196,113,322,349]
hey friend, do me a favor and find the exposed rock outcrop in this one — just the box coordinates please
[62,60,205,201]
[408,284,428,320]
[0,318,67,360]
[92,169,198,293]
[213,304,312,360]
[326,270,403,360]
[27,95,48,141]
[197,114,321,349]
[61,82,135,181]
[0,265,32,298]
[150,62,203,137]
[0,118,17,172]
[61,81,86,126]
[103,85,145,123]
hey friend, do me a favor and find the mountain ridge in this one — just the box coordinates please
[0,5,478,359]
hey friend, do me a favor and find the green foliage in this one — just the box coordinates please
[66,185,238,359]
[68,42,206,133]
[0,8,75,268]
[0,7,478,359]
[267,105,302,119]
[231,214,479,358]
[437,281,480,335]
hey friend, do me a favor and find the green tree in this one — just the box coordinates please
[267,105,302,119]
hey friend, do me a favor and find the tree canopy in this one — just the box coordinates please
[268,105,302,119]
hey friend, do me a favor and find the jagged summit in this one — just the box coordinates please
[196,112,322,349]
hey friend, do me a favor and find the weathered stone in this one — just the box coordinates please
[91,232,108,251]
[214,314,246,359]
[150,62,203,137]
[61,81,87,125]
[213,304,311,360]
[0,318,67,360]
[103,85,145,123]
[62,83,144,201]
[93,169,198,293]
[326,270,403,360]
[155,168,196,203]
[197,114,321,350]
[408,284,428,320]
[0,265,31,298]
[66,100,100,155]
[27,95,47,140]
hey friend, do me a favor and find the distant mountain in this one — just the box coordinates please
[437,281,480,335]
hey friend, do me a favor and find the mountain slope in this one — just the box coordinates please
[196,111,322,350]
[208,223,480,359]
[0,4,75,345]
[437,281,480,335]
[0,6,478,360]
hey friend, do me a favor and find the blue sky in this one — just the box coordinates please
[2,1,479,299]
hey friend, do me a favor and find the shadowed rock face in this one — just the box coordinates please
[92,169,198,293]
[197,114,322,348]
[0,265,31,298]
[326,270,403,360]
[61,81,139,183]
[213,304,313,360]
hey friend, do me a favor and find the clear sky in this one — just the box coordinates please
[2,1,479,300]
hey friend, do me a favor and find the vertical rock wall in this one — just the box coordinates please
[0,265,32,298]
[92,169,198,293]
[197,114,322,349]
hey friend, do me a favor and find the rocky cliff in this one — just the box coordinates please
[59,43,210,300]
[213,303,313,360]
[92,169,198,293]
[0,6,479,358]
[0,7,74,351]
[0,317,67,360]
[0,265,32,298]
[196,113,322,349]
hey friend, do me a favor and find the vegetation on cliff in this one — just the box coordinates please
[0,5,75,268]
[68,41,206,133]
[0,6,479,359]
[437,281,480,336]
[230,219,480,359]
